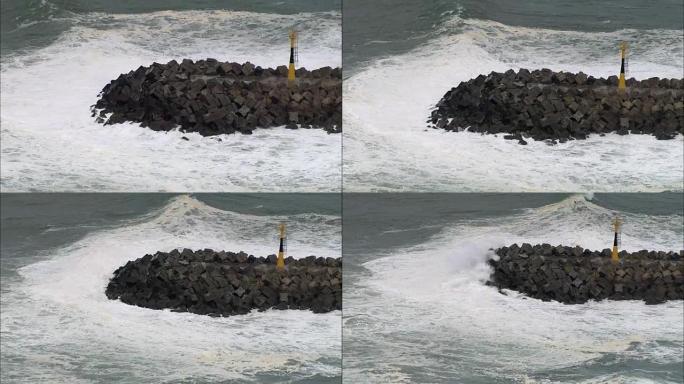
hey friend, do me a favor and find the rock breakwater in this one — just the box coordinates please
[431,69,683,143]
[93,59,342,136]
[488,243,683,304]
[105,249,342,316]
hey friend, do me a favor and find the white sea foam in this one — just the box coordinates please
[0,195,341,382]
[0,10,341,192]
[344,17,684,191]
[344,195,684,382]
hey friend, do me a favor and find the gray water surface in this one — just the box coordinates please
[1,0,340,57]
[343,0,684,74]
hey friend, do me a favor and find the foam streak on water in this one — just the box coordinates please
[344,16,684,192]
[344,195,684,383]
[0,195,341,383]
[1,10,341,192]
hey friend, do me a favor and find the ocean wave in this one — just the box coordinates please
[344,16,684,192]
[345,194,683,381]
[1,9,341,192]
[1,195,341,382]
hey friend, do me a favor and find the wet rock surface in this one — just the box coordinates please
[105,249,342,316]
[431,69,684,143]
[93,59,342,136]
[488,243,683,304]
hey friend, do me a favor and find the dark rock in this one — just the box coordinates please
[431,69,684,142]
[488,244,683,304]
[93,59,342,137]
[106,249,342,316]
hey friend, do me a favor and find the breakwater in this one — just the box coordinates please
[487,243,683,304]
[431,69,684,143]
[93,59,342,136]
[105,249,342,316]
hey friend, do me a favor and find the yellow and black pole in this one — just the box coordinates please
[288,29,298,86]
[277,223,286,270]
[611,216,622,263]
[618,42,627,91]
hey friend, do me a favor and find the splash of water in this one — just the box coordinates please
[345,194,683,382]
[1,10,342,192]
[1,195,341,382]
[344,16,684,192]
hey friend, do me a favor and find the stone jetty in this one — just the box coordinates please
[93,59,342,136]
[488,243,683,304]
[105,249,342,316]
[431,69,683,143]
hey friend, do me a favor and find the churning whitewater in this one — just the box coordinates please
[1,9,341,192]
[344,15,684,191]
[0,196,341,383]
[344,195,683,383]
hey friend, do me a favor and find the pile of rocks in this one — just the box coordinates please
[487,243,683,304]
[431,69,684,143]
[105,249,342,316]
[93,59,342,136]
